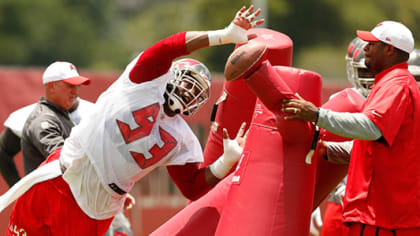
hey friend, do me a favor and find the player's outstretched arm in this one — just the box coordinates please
[129,6,263,84]
[166,123,248,201]
[185,5,265,53]
[207,122,248,185]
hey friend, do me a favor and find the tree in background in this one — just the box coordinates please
[0,0,418,79]
[0,0,130,69]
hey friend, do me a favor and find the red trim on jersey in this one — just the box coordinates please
[129,32,189,83]
[167,163,212,201]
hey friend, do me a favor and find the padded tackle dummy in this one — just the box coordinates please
[312,88,366,209]
[201,28,294,167]
[151,28,293,236]
[215,62,322,236]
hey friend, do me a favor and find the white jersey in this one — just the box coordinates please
[4,99,93,137]
[3,104,36,137]
[60,55,203,219]
[68,99,95,125]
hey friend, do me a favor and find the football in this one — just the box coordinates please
[224,42,268,82]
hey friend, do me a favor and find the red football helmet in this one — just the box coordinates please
[346,37,367,93]
[408,49,420,74]
[351,41,376,97]
[345,37,365,89]
[165,58,211,116]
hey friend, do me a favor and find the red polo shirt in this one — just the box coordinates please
[343,63,420,229]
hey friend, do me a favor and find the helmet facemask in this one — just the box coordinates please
[408,48,420,88]
[352,45,375,97]
[165,59,211,116]
[345,37,366,89]
[345,56,357,89]
[345,38,359,88]
[355,65,375,97]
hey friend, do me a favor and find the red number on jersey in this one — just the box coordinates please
[116,103,160,144]
[116,103,177,169]
[130,127,177,168]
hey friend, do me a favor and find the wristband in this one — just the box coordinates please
[209,154,233,179]
[208,22,247,46]
[208,29,225,46]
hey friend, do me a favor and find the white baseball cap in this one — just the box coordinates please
[357,21,414,54]
[42,61,90,85]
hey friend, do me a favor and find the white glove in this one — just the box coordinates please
[208,6,264,46]
[208,22,247,45]
[210,122,248,179]
[309,207,323,236]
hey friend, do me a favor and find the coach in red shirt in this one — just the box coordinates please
[282,21,420,235]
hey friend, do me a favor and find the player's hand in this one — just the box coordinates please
[282,93,320,122]
[124,193,136,210]
[224,6,265,44]
[317,140,328,161]
[233,6,265,30]
[209,122,249,179]
[207,6,264,46]
[222,122,248,165]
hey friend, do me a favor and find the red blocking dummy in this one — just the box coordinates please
[312,88,366,209]
[200,78,257,168]
[215,64,322,236]
[150,174,233,236]
[201,28,293,168]
[245,62,322,142]
[151,29,293,236]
